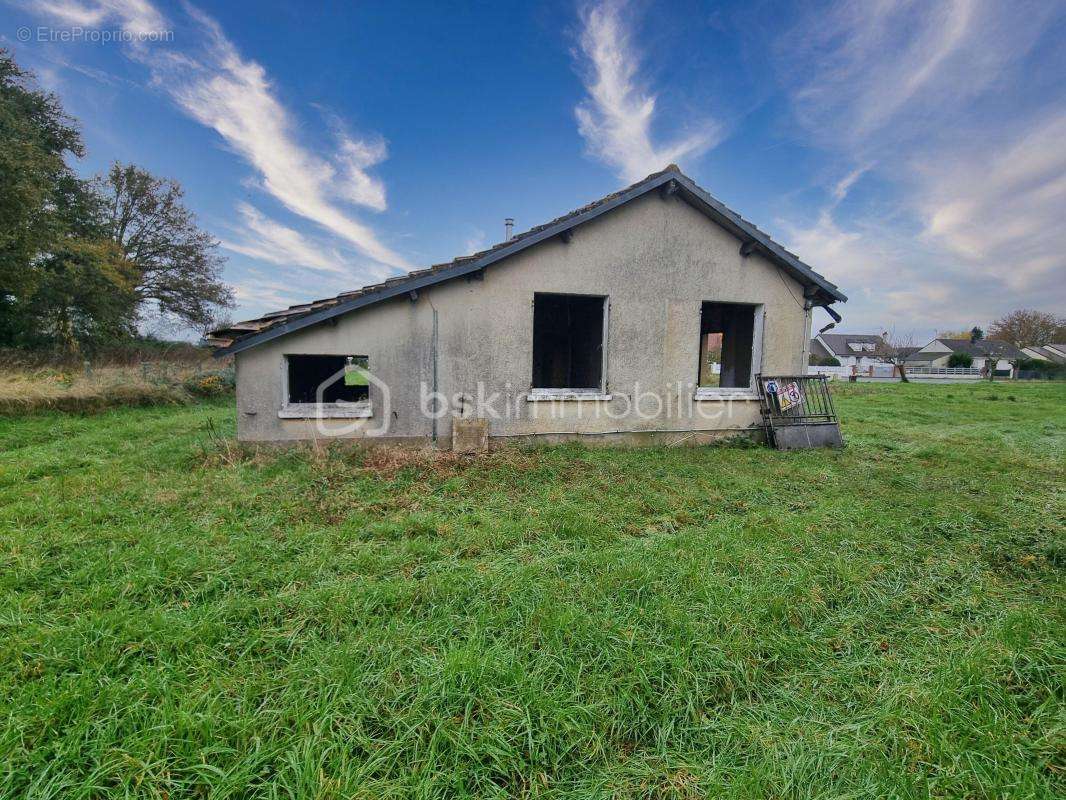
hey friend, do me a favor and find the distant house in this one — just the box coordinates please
[810,333,893,368]
[905,338,1024,372]
[1020,344,1066,364]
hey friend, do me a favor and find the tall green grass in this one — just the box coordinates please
[0,382,1062,798]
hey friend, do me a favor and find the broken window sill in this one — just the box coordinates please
[278,402,373,419]
[526,391,613,402]
[693,389,760,401]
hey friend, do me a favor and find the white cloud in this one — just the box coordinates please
[25,0,166,36]
[230,268,376,320]
[153,6,405,267]
[20,0,408,271]
[219,203,347,274]
[781,211,885,288]
[776,0,1066,329]
[919,112,1066,288]
[334,133,388,212]
[231,275,297,312]
[785,0,1052,151]
[574,0,720,182]
[831,164,871,204]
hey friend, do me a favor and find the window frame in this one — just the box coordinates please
[278,353,374,419]
[693,302,764,401]
[527,291,611,401]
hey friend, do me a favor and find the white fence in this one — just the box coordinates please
[807,365,854,380]
[905,367,982,376]
[808,364,896,380]
[807,364,993,382]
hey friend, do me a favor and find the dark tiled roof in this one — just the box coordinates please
[1025,346,1066,364]
[904,351,948,363]
[809,338,834,359]
[935,339,1025,358]
[210,165,846,354]
[816,333,892,356]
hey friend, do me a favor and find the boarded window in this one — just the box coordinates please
[532,293,605,389]
[286,355,369,404]
[698,303,755,388]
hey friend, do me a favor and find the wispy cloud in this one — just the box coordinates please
[20,0,407,272]
[231,273,300,312]
[151,5,405,267]
[26,0,166,36]
[777,0,1066,330]
[574,0,720,182]
[919,111,1066,288]
[219,203,347,274]
[333,131,388,212]
[830,164,871,204]
[784,0,1051,152]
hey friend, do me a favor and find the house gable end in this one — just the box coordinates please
[214,167,846,357]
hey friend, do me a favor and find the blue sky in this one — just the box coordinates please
[4,0,1065,342]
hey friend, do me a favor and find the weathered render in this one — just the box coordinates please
[216,168,845,446]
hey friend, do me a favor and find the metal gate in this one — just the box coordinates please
[756,374,844,450]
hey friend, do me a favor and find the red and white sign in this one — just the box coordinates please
[778,381,803,411]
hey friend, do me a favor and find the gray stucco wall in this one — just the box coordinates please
[233,192,814,444]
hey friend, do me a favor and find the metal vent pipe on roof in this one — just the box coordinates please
[504,218,514,241]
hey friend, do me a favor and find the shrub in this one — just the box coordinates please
[947,352,973,368]
[184,367,235,398]
[809,355,841,367]
[1015,358,1066,379]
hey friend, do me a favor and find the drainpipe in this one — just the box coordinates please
[801,301,813,372]
[431,306,439,446]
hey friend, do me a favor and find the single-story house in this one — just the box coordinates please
[904,338,1025,372]
[209,165,846,446]
[1020,344,1066,364]
[809,333,894,368]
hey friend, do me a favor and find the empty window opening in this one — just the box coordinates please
[286,355,369,404]
[532,293,605,389]
[699,303,755,388]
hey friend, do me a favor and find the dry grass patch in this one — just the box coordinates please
[0,360,232,415]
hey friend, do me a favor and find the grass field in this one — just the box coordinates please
[1,382,1063,798]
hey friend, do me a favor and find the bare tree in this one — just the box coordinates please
[988,309,1066,348]
[879,328,920,383]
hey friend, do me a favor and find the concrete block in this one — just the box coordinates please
[772,423,843,450]
[452,418,489,454]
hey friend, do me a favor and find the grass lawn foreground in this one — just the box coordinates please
[0,381,1063,798]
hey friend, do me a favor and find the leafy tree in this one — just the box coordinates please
[0,49,84,312]
[0,52,230,352]
[95,163,233,330]
[947,352,973,368]
[969,326,984,343]
[14,176,139,352]
[988,309,1066,348]
[23,239,139,353]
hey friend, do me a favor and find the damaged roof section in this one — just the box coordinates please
[209,165,846,356]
